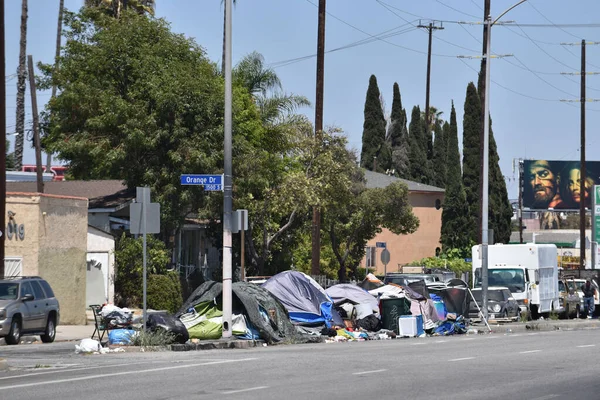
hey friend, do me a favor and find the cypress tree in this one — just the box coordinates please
[389,83,410,178]
[462,82,481,243]
[408,105,431,184]
[441,102,471,251]
[431,120,446,188]
[389,83,403,147]
[488,119,513,243]
[360,75,387,172]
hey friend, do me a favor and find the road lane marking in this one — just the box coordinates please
[352,369,387,375]
[222,386,268,395]
[519,350,541,354]
[435,340,447,343]
[531,394,560,400]
[0,358,220,381]
[0,358,257,390]
[448,357,475,362]
[577,345,596,348]
[462,338,474,341]
[410,343,426,346]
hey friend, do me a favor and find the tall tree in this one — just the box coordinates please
[488,119,513,243]
[408,105,430,184]
[462,82,481,243]
[422,106,443,161]
[431,119,446,188]
[389,83,410,178]
[360,75,387,172]
[441,102,470,251]
[84,0,155,18]
[14,0,28,170]
[47,0,65,170]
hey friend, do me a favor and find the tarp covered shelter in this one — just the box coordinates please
[325,284,379,315]
[427,279,470,318]
[262,271,343,327]
[176,281,312,344]
[359,273,384,291]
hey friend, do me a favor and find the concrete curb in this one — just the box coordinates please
[481,319,600,334]
[104,340,265,352]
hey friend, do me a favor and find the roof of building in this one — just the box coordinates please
[363,169,445,193]
[6,180,134,209]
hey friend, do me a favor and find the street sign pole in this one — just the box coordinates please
[593,185,600,269]
[142,196,147,331]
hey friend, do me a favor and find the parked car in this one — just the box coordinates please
[468,287,520,321]
[558,277,583,319]
[383,273,441,287]
[562,277,599,317]
[0,276,60,345]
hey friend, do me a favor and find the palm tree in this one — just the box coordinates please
[84,0,155,18]
[233,52,310,124]
[47,0,65,171]
[14,0,28,171]
[221,0,237,76]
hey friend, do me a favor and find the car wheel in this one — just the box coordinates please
[41,315,56,343]
[6,317,21,345]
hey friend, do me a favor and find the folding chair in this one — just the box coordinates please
[90,304,108,343]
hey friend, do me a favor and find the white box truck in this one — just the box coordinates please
[472,244,560,319]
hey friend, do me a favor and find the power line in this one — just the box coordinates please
[526,1,582,40]
[509,56,577,97]
[457,57,560,102]
[513,23,579,71]
[302,0,456,58]
[433,0,479,19]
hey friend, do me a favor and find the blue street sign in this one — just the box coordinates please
[180,174,223,191]
[376,242,386,248]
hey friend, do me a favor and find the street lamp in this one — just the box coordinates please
[481,0,528,321]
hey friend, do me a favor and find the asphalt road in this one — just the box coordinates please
[1,329,599,400]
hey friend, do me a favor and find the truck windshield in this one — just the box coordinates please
[474,268,526,293]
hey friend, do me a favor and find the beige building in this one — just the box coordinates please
[361,171,445,275]
[5,192,88,324]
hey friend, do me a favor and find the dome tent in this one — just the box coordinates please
[262,271,342,327]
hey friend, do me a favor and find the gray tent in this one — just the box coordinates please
[325,284,379,314]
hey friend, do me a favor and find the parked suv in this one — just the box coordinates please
[0,276,60,345]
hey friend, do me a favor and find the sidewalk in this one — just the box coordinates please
[56,323,96,342]
[471,317,600,333]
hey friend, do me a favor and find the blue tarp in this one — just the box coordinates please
[262,271,342,327]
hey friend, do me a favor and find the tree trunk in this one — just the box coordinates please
[47,0,64,171]
[14,0,28,171]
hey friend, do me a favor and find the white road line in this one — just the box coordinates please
[410,343,426,346]
[448,357,475,362]
[352,369,387,375]
[519,350,541,354]
[462,338,475,341]
[0,358,257,390]
[530,394,560,400]
[435,340,447,343]
[222,386,269,395]
[577,345,596,348]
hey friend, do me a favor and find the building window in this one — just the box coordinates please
[435,199,442,210]
[365,247,376,268]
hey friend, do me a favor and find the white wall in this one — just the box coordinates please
[87,227,115,305]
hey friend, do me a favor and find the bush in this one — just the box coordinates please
[114,233,171,307]
[147,271,183,314]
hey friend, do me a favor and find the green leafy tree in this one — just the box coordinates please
[39,10,264,242]
[488,118,513,243]
[360,75,388,172]
[408,105,431,184]
[389,83,410,179]
[327,178,419,282]
[441,102,471,251]
[461,82,481,242]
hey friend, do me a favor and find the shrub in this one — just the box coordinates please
[114,233,171,307]
[147,271,183,314]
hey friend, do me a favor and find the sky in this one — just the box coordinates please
[5,0,600,200]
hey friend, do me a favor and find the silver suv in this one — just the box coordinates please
[0,277,60,345]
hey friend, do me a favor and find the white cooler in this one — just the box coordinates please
[398,316,418,337]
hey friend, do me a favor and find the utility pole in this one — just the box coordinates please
[417,20,444,136]
[518,159,524,244]
[222,0,233,339]
[311,0,326,276]
[27,55,43,193]
[478,0,491,245]
[0,0,6,278]
[47,0,64,171]
[560,40,600,270]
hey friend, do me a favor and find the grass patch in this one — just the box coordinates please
[131,329,175,349]
[549,311,560,320]
[34,364,51,369]
[520,310,528,323]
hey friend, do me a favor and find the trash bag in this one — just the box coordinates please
[147,312,189,344]
[75,338,101,354]
[356,314,382,332]
[108,329,136,345]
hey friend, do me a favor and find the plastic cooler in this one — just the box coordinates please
[399,315,424,337]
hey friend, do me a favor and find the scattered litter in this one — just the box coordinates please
[75,339,101,354]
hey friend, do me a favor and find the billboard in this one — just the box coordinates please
[522,159,600,210]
